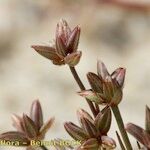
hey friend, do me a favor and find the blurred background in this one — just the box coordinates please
[0,0,150,149]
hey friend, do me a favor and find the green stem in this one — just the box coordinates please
[40,145,48,150]
[116,131,126,150]
[69,66,97,117]
[111,105,132,150]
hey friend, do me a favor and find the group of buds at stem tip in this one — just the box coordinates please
[78,61,126,106]
[64,107,116,150]
[0,100,54,150]
[32,19,81,67]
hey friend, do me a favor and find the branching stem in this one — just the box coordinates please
[69,66,97,117]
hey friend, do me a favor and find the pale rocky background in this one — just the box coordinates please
[0,0,150,149]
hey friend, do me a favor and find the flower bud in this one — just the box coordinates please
[80,118,97,138]
[32,20,82,67]
[87,72,103,93]
[81,138,99,149]
[22,114,38,138]
[56,36,67,57]
[94,108,111,135]
[67,26,80,53]
[64,122,88,141]
[30,100,43,130]
[101,136,116,149]
[56,19,71,43]
[97,60,109,79]
[77,108,94,125]
[111,68,126,88]
[64,51,82,67]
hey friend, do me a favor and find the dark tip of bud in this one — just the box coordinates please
[116,68,126,87]
[97,60,110,79]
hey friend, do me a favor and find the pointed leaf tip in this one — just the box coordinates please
[31,45,64,65]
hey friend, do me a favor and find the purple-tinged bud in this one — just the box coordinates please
[101,136,116,149]
[87,72,103,93]
[67,26,81,53]
[94,108,111,135]
[112,68,126,88]
[64,122,88,141]
[97,60,110,80]
[80,118,97,138]
[56,19,71,43]
[30,100,43,131]
[81,138,99,149]
[64,51,82,67]
[77,109,94,125]
[22,114,38,139]
[56,37,67,57]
